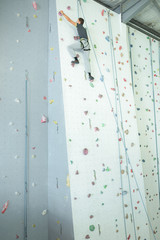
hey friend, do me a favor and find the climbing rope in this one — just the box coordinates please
[77,1,157,239]
[108,13,136,240]
[109,21,128,240]
[24,70,28,240]
[127,27,134,94]
[149,38,160,206]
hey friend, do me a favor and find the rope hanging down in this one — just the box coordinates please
[24,70,28,240]
[109,25,128,240]
[108,13,136,240]
[127,27,134,94]
[149,38,160,206]
[77,1,157,239]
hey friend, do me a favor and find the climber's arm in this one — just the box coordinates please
[60,11,77,26]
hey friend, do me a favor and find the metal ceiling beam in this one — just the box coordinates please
[92,0,111,9]
[153,0,160,13]
[127,19,160,41]
[121,0,151,23]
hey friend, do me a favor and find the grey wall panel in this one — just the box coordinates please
[48,0,74,240]
[0,0,48,239]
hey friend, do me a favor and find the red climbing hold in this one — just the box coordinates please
[101,9,105,16]
[127,234,131,240]
[85,235,90,239]
[1,200,9,214]
[32,1,37,10]
[83,148,88,155]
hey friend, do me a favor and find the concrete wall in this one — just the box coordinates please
[0,0,48,239]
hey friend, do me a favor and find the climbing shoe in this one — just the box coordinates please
[71,59,79,64]
[89,74,94,82]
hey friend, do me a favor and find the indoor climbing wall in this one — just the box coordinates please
[129,28,160,238]
[0,0,48,239]
[55,0,159,239]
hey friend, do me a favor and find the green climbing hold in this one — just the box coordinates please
[94,44,97,48]
[90,82,94,88]
[89,225,95,231]
[104,185,107,189]
[106,167,111,172]
[102,123,105,127]
[83,0,87,2]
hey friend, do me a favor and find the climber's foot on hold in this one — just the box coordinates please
[71,57,79,66]
[88,72,94,82]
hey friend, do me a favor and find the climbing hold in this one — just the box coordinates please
[33,14,38,18]
[83,148,88,155]
[89,225,95,231]
[74,36,80,40]
[41,115,47,123]
[67,6,71,10]
[49,99,54,104]
[100,75,104,82]
[58,11,62,16]
[9,121,13,126]
[84,111,88,115]
[105,36,110,42]
[85,235,90,239]
[66,174,70,187]
[16,235,19,239]
[90,82,94,88]
[41,209,48,216]
[1,200,9,214]
[94,127,99,132]
[32,1,37,10]
[101,9,105,16]
[32,224,36,228]
[15,192,21,196]
[75,170,79,175]
[14,98,21,103]
[32,182,36,187]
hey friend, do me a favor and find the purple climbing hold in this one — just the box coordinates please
[67,6,71,10]
[83,148,88,155]
[58,11,62,16]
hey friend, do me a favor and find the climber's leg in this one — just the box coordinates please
[82,50,94,81]
[67,42,82,64]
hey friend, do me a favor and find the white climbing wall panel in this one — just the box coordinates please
[56,0,160,239]
[129,29,160,238]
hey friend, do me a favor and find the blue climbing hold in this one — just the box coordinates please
[100,75,104,82]
[105,36,110,42]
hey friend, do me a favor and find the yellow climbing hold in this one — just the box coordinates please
[49,99,54,104]
[32,224,36,228]
[56,220,60,224]
[50,47,54,51]
[56,238,60,240]
[66,174,70,187]
[33,14,38,18]
[53,121,58,125]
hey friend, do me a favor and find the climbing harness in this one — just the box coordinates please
[80,38,90,51]
[77,1,157,239]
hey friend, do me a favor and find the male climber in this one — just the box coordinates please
[60,10,94,81]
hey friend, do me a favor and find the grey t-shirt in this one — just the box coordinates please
[76,23,88,39]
